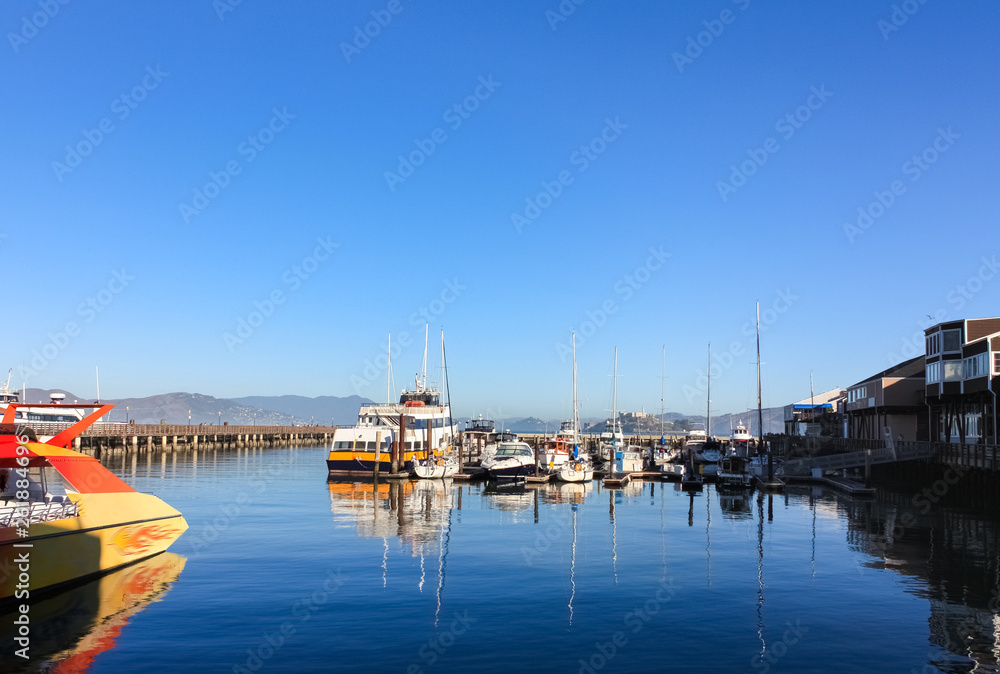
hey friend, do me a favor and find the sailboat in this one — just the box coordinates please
[649,345,678,466]
[414,329,459,479]
[695,343,722,465]
[556,334,593,483]
[747,302,784,490]
[603,348,643,487]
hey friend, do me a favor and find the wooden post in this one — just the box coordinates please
[374,431,382,479]
[426,419,432,462]
[458,431,464,473]
[393,414,407,475]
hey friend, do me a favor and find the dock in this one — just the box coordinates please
[754,475,786,492]
[785,474,876,497]
[603,473,631,488]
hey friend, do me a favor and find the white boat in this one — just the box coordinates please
[696,439,722,464]
[327,327,458,476]
[598,348,625,464]
[540,420,578,470]
[728,420,752,457]
[412,330,461,479]
[481,441,536,479]
[413,454,458,479]
[648,346,678,466]
[552,333,593,482]
[556,457,593,482]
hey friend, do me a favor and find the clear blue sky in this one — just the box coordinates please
[4,0,998,421]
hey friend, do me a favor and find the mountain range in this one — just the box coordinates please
[20,388,785,433]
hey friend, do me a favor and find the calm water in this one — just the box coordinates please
[3,445,1000,673]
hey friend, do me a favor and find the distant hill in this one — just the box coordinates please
[23,389,373,426]
[230,395,373,426]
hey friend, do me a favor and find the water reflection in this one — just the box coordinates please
[0,552,186,673]
[837,489,1000,672]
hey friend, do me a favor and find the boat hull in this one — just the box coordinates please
[554,462,593,483]
[413,461,457,479]
[482,461,534,479]
[0,492,187,602]
[327,452,417,476]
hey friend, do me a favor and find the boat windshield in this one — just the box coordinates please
[495,445,531,457]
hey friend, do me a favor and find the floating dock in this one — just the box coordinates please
[785,474,876,497]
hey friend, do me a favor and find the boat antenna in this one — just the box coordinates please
[95,365,100,403]
[421,323,429,390]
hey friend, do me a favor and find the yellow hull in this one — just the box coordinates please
[0,492,188,601]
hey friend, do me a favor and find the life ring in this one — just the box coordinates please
[404,401,425,407]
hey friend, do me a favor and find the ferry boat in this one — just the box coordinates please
[481,441,535,479]
[326,379,457,477]
[0,403,187,601]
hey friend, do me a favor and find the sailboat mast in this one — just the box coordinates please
[613,347,618,435]
[386,333,392,404]
[421,324,429,389]
[660,345,665,439]
[756,302,763,447]
[572,333,579,443]
[706,344,711,438]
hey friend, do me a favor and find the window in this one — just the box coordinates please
[943,329,962,352]
[944,361,963,381]
[995,352,1000,375]
[926,362,942,384]
[964,353,988,379]
[366,441,376,450]
[926,333,940,356]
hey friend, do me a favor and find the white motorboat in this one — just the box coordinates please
[481,441,535,479]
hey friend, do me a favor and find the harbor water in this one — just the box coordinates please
[3,445,999,673]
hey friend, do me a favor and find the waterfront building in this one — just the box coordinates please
[845,356,927,441]
[782,388,845,437]
[924,317,1000,444]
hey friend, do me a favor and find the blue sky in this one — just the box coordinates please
[3,0,998,421]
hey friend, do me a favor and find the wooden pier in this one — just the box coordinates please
[40,422,340,456]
